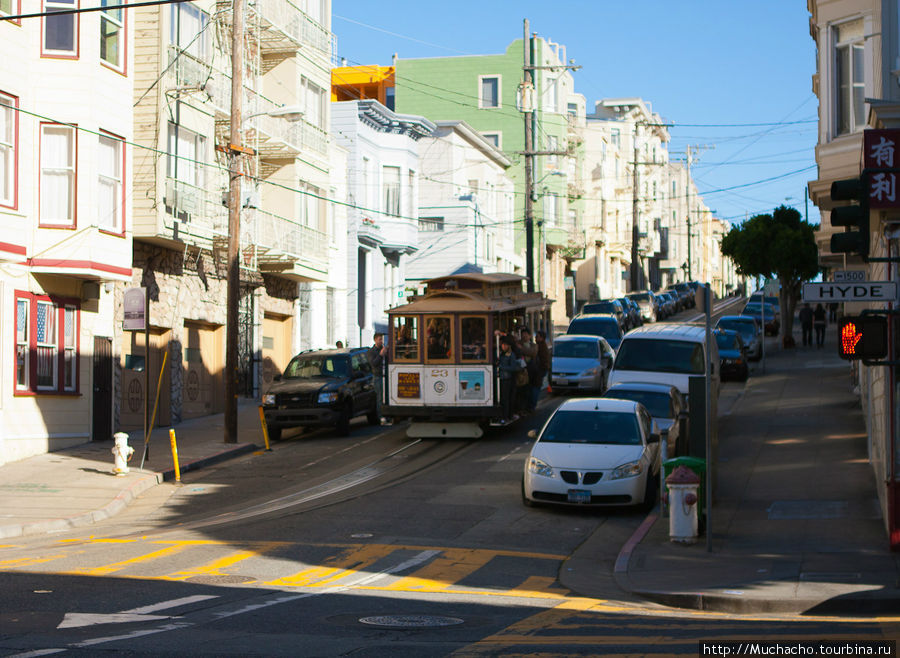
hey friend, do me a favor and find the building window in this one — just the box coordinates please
[43,0,78,56]
[15,292,79,394]
[166,122,203,185]
[407,169,415,218]
[170,2,209,60]
[100,0,124,70]
[40,124,76,227]
[479,75,500,109]
[481,132,500,148]
[1,0,20,22]
[835,19,865,136]
[302,76,325,129]
[547,135,559,167]
[383,165,400,217]
[98,133,123,232]
[0,92,17,209]
[418,216,444,232]
[543,193,559,227]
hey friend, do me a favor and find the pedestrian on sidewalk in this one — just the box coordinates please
[497,336,522,424]
[798,303,813,347]
[367,332,387,421]
[813,303,827,347]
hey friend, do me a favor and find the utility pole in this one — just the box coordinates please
[224,0,245,444]
[686,145,693,281]
[630,124,641,292]
[523,19,535,293]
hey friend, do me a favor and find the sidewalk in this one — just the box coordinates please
[566,321,900,615]
[0,399,263,539]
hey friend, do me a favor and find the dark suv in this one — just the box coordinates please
[262,348,379,439]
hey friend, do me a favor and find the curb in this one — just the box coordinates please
[0,443,259,540]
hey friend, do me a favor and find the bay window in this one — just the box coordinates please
[0,92,16,208]
[43,0,78,56]
[98,132,123,232]
[100,0,124,70]
[835,19,865,136]
[40,124,76,226]
[16,292,79,394]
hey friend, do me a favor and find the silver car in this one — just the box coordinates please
[603,382,687,458]
[549,334,615,395]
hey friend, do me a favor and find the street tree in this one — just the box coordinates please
[720,205,820,345]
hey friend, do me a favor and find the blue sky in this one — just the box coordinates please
[332,2,820,227]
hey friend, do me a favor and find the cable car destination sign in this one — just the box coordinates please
[802,281,898,303]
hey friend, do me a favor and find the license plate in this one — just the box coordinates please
[567,489,591,504]
[555,378,568,386]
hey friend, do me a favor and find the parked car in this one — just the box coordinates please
[522,397,662,509]
[714,329,749,382]
[627,291,659,323]
[581,300,628,331]
[716,315,762,361]
[741,302,780,336]
[618,297,643,329]
[566,314,626,351]
[603,382,686,458]
[657,292,677,318]
[607,322,720,407]
[549,334,616,395]
[673,282,696,308]
[262,347,378,439]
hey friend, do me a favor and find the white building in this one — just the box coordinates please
[331,99,434,346]
[0,0,134,463]
[407,120,520,282]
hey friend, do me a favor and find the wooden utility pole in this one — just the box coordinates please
[523,19,535,293]
[630,124,641,292]
[224,0,245,444]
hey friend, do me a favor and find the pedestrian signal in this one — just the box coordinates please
[838,315,888,360]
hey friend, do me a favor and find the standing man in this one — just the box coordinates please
[367,332,387,422]
[813,303,827,348]
[798,303,813,347]
[531,331,551,410]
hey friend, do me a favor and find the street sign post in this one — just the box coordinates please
[802,282,898,303]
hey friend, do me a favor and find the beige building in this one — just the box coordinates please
[125,0,337,429]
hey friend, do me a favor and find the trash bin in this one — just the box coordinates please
[663,456,706,519]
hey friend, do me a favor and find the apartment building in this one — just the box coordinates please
[125,0,336,428]
[0,0,134,463]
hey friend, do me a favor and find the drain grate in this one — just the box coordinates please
[359,615,464,628]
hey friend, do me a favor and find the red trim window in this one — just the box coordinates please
[42,0,79,58]
[40,123,77,228]
[98,131,124,234]
[0,91,17,209]
[1,0,21,25]
[100,0,125,72]
[16,291,80,394]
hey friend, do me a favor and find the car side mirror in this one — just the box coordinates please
[527,429,538,439]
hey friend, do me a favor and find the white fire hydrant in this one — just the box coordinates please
[666,465,700,544]
[112,432,134,476]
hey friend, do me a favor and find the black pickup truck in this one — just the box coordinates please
[262,348,379,439]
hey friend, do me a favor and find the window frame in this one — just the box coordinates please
[418,216,444,232]
[834,18,865,136]
[15,290,80,395]
[481,132,501,149]
[42,0,79,59]
[382,165,401,217]
[98,130,125,235]
[424,315,454,364]
[478,75,501,109]
[100,0,126,73]
[460,315,489,364]
[39,122,77,229]
[392,315,420,363]
[1,0,21,25]
[0,91,18,210]
[169,2,210,61]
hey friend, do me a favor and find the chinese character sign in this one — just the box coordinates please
[864,129,900,208]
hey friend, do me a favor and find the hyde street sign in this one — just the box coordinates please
[802,281,898,303]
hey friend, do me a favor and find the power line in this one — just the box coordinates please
[1,0,186,21]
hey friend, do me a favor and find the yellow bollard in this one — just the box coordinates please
[258,405,272,451]
[168,428,181,483]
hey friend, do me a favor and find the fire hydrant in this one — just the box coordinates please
[112,432,134,476]
[666,465,700,544]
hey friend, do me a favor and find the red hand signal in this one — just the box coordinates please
[840,321,862,355]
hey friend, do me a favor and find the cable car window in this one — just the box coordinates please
[425,316,453,362]
[392,315,419,361]
[460,316,487,361]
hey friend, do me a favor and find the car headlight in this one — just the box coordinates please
[263,393,275,405]
[581,366,601,377]
[527,457,554,478]
[317,391,339,403]
[610,460,643,480]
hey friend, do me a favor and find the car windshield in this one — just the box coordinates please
[742,303,774,317]
[614,338,705,374]
[605,390,672,418]
[554,340,599,359]
[539,409,641,445]
[717,319,755,341]
[631,293,651,302]
[567,319,620,341]
[582,302,616,314]
[715,333,739,351]
[283,355,349,379]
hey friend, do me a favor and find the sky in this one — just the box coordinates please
[331,2,820,227]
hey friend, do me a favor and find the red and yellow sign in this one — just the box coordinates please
[397,372,421,399]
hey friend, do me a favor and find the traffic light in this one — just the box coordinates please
[838,315,888,360]
[829,175,870,259]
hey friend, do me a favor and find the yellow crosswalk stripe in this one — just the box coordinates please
[163,542,287,581]
[64,540,219,576]
[370,547,494,593]
[266,543,390,588]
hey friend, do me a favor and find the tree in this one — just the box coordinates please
[720,205,819,346]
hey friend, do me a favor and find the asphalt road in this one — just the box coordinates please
[5,303,895,656]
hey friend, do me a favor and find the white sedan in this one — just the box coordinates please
[522,398,661,509]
